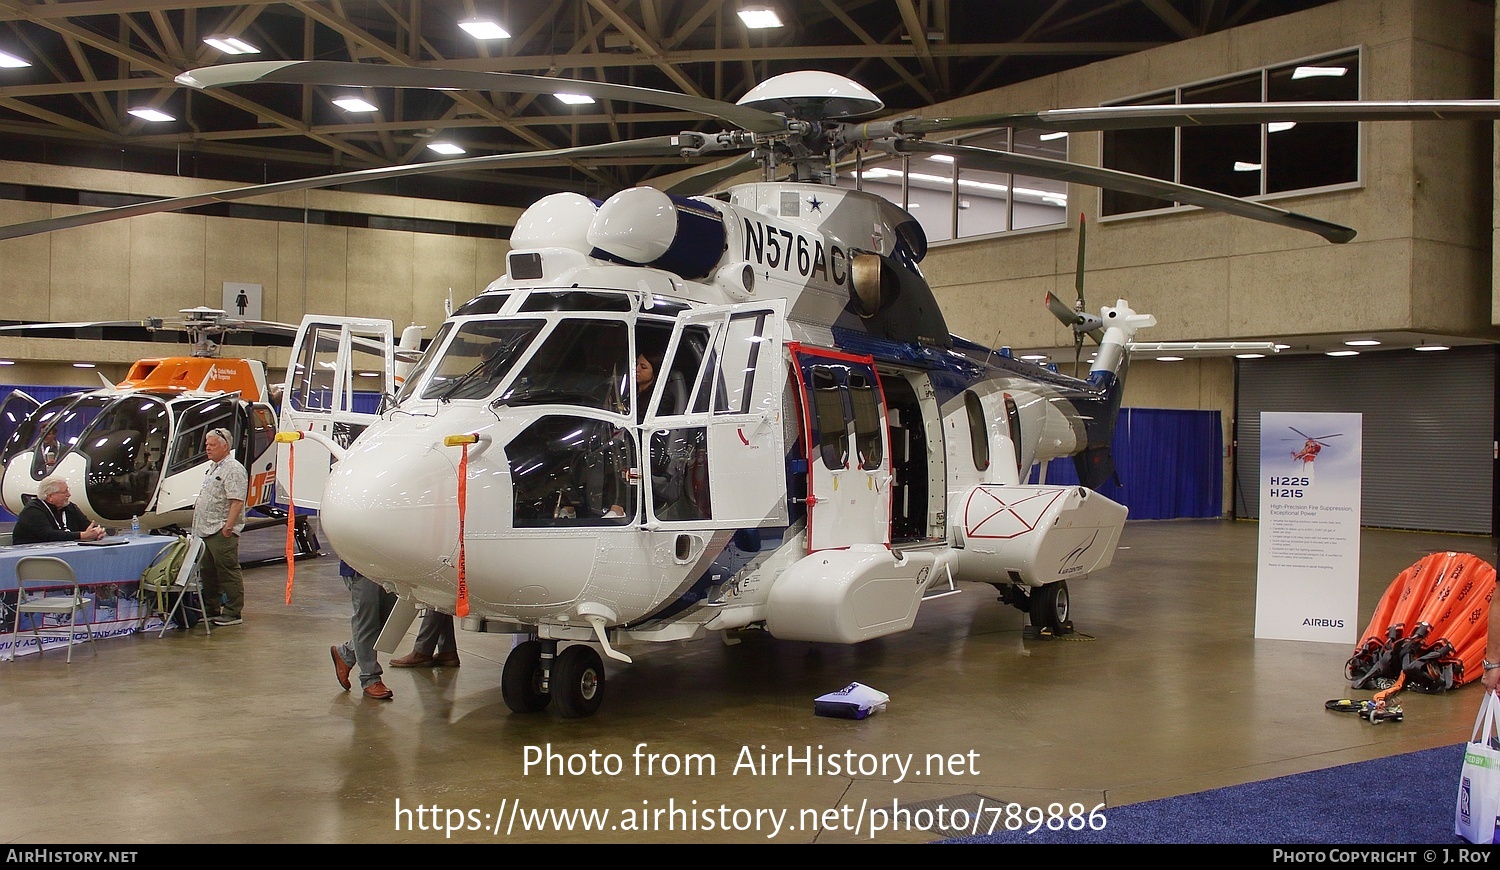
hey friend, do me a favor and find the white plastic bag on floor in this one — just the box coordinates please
[1456,691,1500,843]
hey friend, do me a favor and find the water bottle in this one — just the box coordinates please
[130,515,140,537]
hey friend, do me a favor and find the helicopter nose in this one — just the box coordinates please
[318,435,464,585]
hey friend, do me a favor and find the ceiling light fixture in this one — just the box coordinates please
[1235,353,1266,359]
[738,5,784,28]
[427,142,466,155]
[128,108,175,122]
[72,362,96,368]
[1233,161,1262,172]
[1020,354,1049,362]
[1344,339,1381,347]
[458,19,510,39]
[1326,350,1360,357]
[554,93,596,105]
[1415,344,1451,352]
[926,154,955,163]
[203,35,260,54]
[1155,356,1185,362]
[1267,121,1297,133]
[333,96,379,113]
[0,50,30,69]
[1038,132,1068,141]
[0,359,14,365]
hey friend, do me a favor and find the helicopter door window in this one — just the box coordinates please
[508,415,636,527]
[809,366,849,471]
[32,395,109,480]
[289,325,341,413]
[848,372,883,471]
[165,398,237,477]
[713,313,767,415]
[422,320,542,402]
[964,391,991,472]
[346,339,388,414]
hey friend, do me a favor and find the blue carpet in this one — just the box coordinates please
[945,744,1469,844]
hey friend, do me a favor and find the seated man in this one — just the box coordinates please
[13,477,106,544]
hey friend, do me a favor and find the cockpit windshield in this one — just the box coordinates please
[420,320,543,402]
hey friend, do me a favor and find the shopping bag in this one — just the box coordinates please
[1456,690,1500,843]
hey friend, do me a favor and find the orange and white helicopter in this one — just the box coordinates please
[3,60,1497,717]
[0,307,415,552]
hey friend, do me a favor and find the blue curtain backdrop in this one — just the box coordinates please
[1028,407,1223,520]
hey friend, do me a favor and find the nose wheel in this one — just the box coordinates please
[501,639,606,718]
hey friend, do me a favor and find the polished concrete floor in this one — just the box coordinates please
[1,519,1494,844]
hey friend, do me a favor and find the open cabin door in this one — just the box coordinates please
[642,300,787,528]
[788,344,892,551]
[278,317,395,510]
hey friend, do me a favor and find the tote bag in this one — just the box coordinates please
[1456,690,1500,843]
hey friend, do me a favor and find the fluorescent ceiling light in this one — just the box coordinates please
[72,362,96,368]
[358,372,381,378]
[554,93,595,105]
[203,35,259,54]
[1292,65,1348,79]
[128,108,175,122]
[458,19,510,39]
[1274,344,1291,350]
[1235,353,1266,359]
[0,50,30,69]
[427,142,466,155]
[1020,354,1048,362]
[1155,356,1184,362]
[1326,350,1359,357]
[333,96,379,113]
[1344,339,1380,347]
[1415,344,1450,352]
[1267,121,1297,133]
[1233,161,1262,172]
[738,6,783,28]
[1039,132,1068,141]
[0,359,14,365]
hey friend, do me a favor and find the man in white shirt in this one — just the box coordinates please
[192,428,247,626]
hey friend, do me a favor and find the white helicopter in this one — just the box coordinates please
[3,61,1498,717]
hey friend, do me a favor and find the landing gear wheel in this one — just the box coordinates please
[553,644,606,719]
[1029,581,1070,632]
[501,640,551,714]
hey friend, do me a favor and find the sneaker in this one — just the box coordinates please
[210,615,243,626]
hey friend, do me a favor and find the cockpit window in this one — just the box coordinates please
[2,393,80,464]
[495,320,630,413]
[453,293,510,316]
[519,291,633,313]
[32,395,110,480]
[420,320,543,402]
[76,395,171,521]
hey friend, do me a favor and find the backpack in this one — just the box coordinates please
[139,535,194,618]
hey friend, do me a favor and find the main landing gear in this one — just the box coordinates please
[502,639,606,718]
[996,579,1075,638]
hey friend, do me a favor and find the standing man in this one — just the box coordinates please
[13,477,106,544]
[193,427,247,626]
[330,561,397,700]
[390,610,461,669]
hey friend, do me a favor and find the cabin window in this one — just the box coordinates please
[965,391,990,472]
[508,415,636,526]
[647,427,711,521]
[810,366,849,471]
[422,320,542,402]
[3,393,78,465]
[848,372,883,471]
[452,293,509,316]
[1102,49,1360,217]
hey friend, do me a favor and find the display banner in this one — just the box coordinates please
[1254,411,1362,643]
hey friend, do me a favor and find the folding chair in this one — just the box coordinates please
[8,556,97,663]
[160,536,210,638]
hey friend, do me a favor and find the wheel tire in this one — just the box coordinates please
[501,640,552,713]
[553,644,606,719]
[1029,581,1070,631]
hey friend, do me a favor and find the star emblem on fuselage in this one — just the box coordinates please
[806,195,823,212]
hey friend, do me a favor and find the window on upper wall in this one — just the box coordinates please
[836,127,1068,245]
[1101,49,1360,218]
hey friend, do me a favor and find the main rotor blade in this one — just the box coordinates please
[0,138,694,242]
[888,100,1500,136]
[178,60,790,135]
[664,152,760,196]
[889,140,1357,244]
